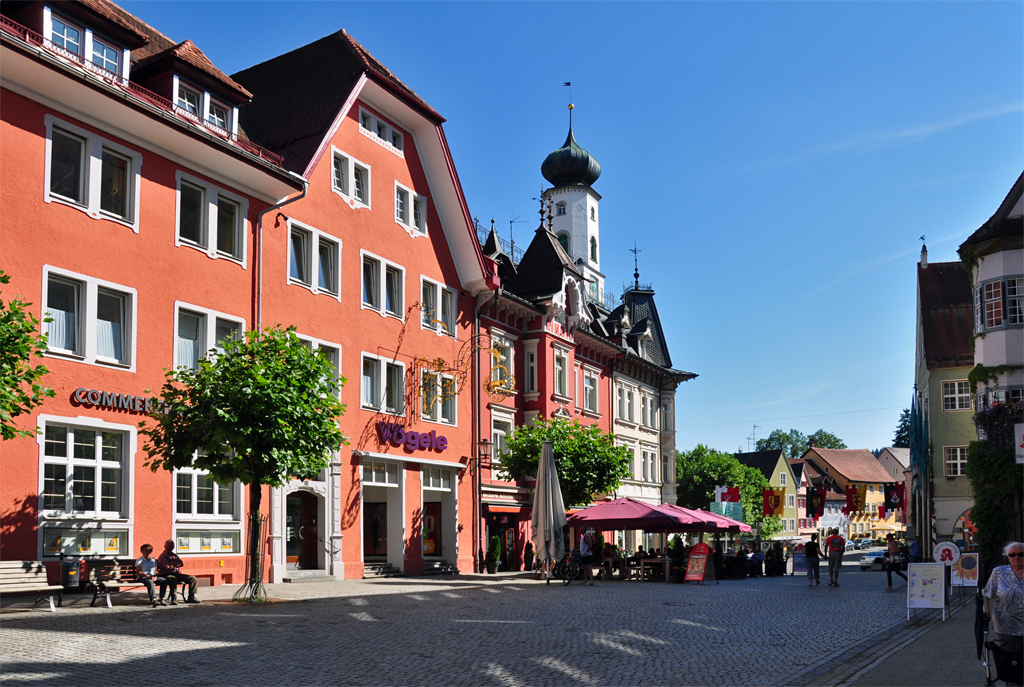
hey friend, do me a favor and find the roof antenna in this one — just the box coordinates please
[630,243,642,289]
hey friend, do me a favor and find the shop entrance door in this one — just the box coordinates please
[423,502,442,557]
[364,502,388,558]
[285,492,318,569]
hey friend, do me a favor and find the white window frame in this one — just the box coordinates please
[42,266,137,370]
[583,367,599,414]
[173,302,245,370]
[360,251,404,320]
[287,220,341,300]
[942,380,972,411]
[788,494,795,508]
[296,335,342,399]
[37,414,136,523]
[361,353,405,415]
[393,180,427,238]
[330,146,371,210]
[421,467,453,492]
[779,472,787,487]
[421,277,456,336]
[174,171,249,265]
[357,107,405,157]
[44,115,142,232]
[47,13,84,56]
[206,98,231,132]
[421,369,457,426]
[90,35,120,75]
[556,202,566,216]
[944,446,968,477]
[173,466,241,522]
[525,346,538,395]
[362,460,400,487]
[552,347,569,400]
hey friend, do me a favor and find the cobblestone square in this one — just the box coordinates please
[2,556,967,687]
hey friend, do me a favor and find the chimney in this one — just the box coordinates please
[809,439,816,448]
[920,244,928,268]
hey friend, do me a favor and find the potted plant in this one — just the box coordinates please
[486,535,501,574]
[523,542,534,572]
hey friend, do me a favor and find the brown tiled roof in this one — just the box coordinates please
[918,261,973,369]
[75,0,149,45]
[232,29,442,163]
[808,448,894,484]
[959,171,1024,256]
[133,40,251,100]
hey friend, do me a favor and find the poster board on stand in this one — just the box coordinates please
[951,553,979,587]
[685,543,711,583]
[907,562,947,621]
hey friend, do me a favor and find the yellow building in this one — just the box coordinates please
[803,448,902,541]
[734,450,799,539]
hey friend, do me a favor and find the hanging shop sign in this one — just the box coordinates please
[377,422,449,453]
[72,387,154,414]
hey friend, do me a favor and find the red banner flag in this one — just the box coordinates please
[844,485,865,514]
[878,504,887,520]
[725,486,740,502]
[807,487,826,520]
[762,488,784,516]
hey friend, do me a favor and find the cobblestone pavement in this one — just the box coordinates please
[1,555,968,686]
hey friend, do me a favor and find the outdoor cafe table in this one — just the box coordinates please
[641,557,670,582]
[599,556,626,579]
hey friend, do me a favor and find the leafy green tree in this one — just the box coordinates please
[0,271,54,441]
[140,326,347,601]
[756,427,846,457]
[675,444,737,509]
[807,429,847,451]
[893,409,910,448]
[496,418,632,508]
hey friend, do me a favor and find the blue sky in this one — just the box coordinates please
[122,1,1023,454]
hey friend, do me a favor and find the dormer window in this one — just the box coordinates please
[91,37,119,74]
[358,107,404,154]
[50,16,82,55]
[208,101,229,129]
[177,83,200,115]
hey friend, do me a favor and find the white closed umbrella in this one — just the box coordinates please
[531,440,567,584]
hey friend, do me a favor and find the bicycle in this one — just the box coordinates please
[557,547,582,585]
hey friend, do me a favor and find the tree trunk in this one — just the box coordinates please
[248,480,262,588]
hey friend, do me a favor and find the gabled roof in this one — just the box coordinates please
[72,0,150,47]
[917,261,973,369]
[734,450,787,482]
[511,225,583,301]
[607,288,672,367]
[806,448,894,484]
[788,459,805,484]
[959,171,1024,258]
[879,447,910,468]
[232,29,441,171]
[133,40,251,102]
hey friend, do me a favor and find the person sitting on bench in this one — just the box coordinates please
[135,543,173,607]
[157,540,201,604]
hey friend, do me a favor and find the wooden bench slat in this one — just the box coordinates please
[0,584,64,593]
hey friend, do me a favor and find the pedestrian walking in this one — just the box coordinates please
[908,536,921,563]
[884,533,907,591]
[805,533,822,587]
[579,530,596,586]
[825,528,846,587]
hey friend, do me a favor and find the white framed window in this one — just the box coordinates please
[38,416,132,519]
[331,147,371,210]
[363,460,399,487]
[43,266,136,369]
[44,115,142,231]
[422,467,452,491]
[942,380,972,411]
[91,37,119,74]
[361,353,404,415]
[421,370,456,425]
[174,172,249,264]
[627,388,635,422]
[421,278,455,335]
[790,519,796,532]
[207,99,229,130]
[361,252,404,318]
[173,303,244,370]
[174,466,239,520]
[553,349,568,398]
[944,446,968,477]
[288,221,341,298]
[583,369,598,413]
[788,494,795,507]
[779,473,787,487]
[176,82,201,115]
[492,417,513,456]
[413,196,427,234]
[296,335,342,398]
[526,349,538,394]
[590,207,596,221]
[590,236,598,262]
[641,395,649,426]
[1008,278,1023,325]
[975,277,1024,332]
[395,185,408,224]
[556,202,566,216]
[393,181,427,237]
[358,107,404,155]
[49,14,83,56]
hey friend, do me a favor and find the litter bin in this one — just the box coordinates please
[60,560,80,592]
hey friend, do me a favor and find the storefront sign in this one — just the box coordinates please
[377,422,448,452]
[73,387,154,414]
[933,541,960,566]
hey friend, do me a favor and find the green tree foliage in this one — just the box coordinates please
[893,409,910,448]
[675,445,783,539]
[0,271,54,441]
[497,418,632,508]
[756,428,846,457]
[140,326,347,598]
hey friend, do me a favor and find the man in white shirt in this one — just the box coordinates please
[135,543,172,607]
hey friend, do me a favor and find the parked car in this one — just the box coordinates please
[845,540,856,551]
[860,551,886,571]
[856,538,874,550]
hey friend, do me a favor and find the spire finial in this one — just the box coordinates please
[564,81,573,129]
[630,243,642,289]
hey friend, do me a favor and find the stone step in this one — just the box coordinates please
[422,560,459,576]
[282,570,336,584]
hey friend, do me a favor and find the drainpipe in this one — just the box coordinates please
[473,286,501,573]
[256,175,308,329]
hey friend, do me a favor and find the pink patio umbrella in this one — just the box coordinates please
[659,503,753,533]
[567,497,703,532]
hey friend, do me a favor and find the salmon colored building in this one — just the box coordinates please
[0,0,496,586]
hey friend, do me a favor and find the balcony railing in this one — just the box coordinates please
[475,219,525,264]
[0,15,285,168]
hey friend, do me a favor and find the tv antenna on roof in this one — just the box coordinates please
[508,214,529,254]
[747,424,761,452]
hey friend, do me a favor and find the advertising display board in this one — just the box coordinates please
[685,543,711,583]
[907,562,947,621]
[951,553,979,587]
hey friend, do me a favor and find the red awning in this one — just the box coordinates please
[488,506,524,514]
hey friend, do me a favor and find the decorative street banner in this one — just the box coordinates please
[807,487,825,521]
[951,553,979,587]
[762,488,784,516]
[844,485,866,514]
[884,483,906,512]
[710,501,744,522]
[685,542,711,583]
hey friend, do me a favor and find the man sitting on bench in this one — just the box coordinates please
[157,539,201,604]
[135,543,173,607]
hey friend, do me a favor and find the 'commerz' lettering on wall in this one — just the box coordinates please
[72,388,154,413]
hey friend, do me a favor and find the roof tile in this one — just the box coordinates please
[807,448,894,483]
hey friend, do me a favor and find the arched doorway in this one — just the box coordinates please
[953,508,977,551]
[286,491,319,569]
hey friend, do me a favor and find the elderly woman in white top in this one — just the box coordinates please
[984,541,1024,644]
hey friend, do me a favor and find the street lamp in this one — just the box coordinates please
[475,439,493,573]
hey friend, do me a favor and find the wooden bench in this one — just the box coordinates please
[89,560,188,607]
[0,560,64,612]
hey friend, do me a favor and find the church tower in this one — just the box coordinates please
[540,107,605,302]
